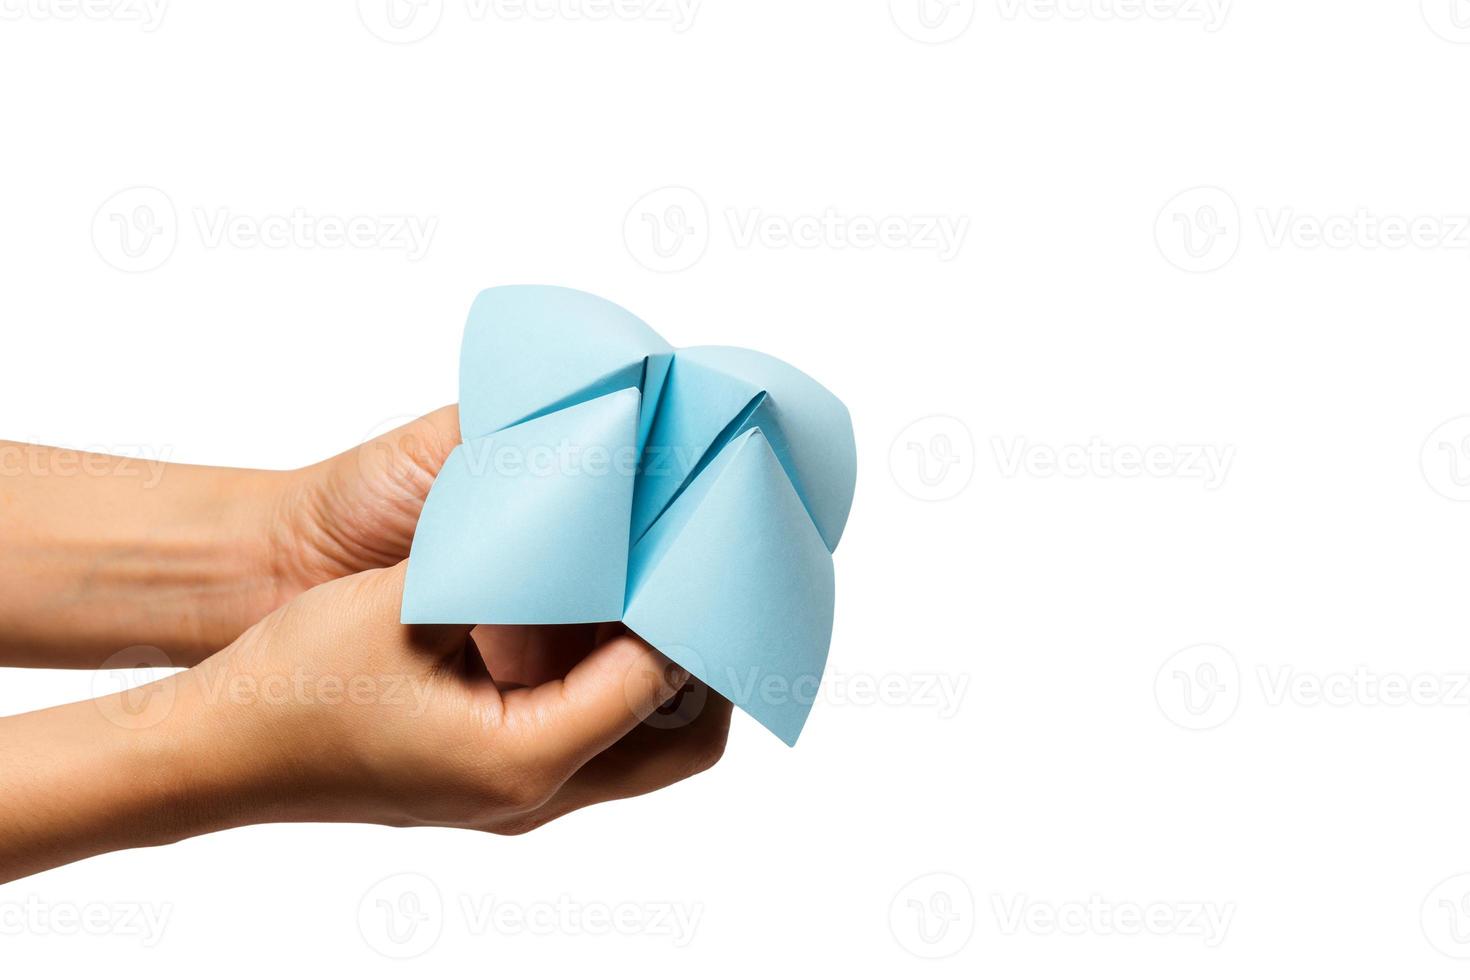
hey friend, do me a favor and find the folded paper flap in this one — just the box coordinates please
[459,285,671,442]
[402,387,639,625]
[626,426,762,602]
[407,285,854,744]
[637,352,675,453]
[677,346,856,552]
[623,428,836,746]
[459,285,856,553]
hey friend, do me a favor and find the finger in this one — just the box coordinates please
[593,622,625,645]
[501,631,691,773]
[563,686,733,800]
[331,405,462,555]
[473,623,604,688]
[505,687,733,832]
[365,405,461,477]
[363,562,476,662]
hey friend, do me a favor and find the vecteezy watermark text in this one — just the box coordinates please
[991,894,1234,946]
[1157,186,1470,273]
[1156,644,1470,731]
[0,443,170,488]
[624,187,969,272]
[992,436,1235,489]
[92,648,436,731]
[725,208,969,261]
[192,208,436,258]
[93,187,437,273]
[888,873,1234,958]
[192,667,434,717]
[459,894,702,945]
[357,0,700,44]
[357,873,702,958]
[996,0,1230,31]
[1257,208,1470,251]
[0,0,168,30]
[0,897,172,947]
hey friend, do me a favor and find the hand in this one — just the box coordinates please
[184,561,731,833]
[267,406,461,597]
[0,561,731,882]
[0,409,462,667]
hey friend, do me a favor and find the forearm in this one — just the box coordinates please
[0,676,246,884]
[0,443,291,668]
[0,641,406,885]
[0,558,731,882]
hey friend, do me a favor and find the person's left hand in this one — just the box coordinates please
[0,408,463,669]
[268,406,462,597]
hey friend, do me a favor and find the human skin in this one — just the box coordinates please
[0,409,732,882]
[0,408,464,668]
[0,560,732,884]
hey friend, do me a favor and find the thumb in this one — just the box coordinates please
[358,561,476,656]
[503,632,691,771]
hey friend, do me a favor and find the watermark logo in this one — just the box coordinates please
[92,186,177,273]
[354,414,437,504]
[1423,874,1470,958]
[1155,186,1239,273]
[1422,417,1470,502]
[628,644,708,731]
[889,0,975,43]
[1155,644,1239,731]
[359,873,444,959]
[624,186,709,273]
[889,872,975,958]
[357,0,444,43]
[1422,0,1470,43]
[91,646,177,731]
[890,415,975,502]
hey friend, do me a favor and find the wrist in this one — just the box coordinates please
[163,637,396,830]
[0,449,301,668]
[151,662,323,835]
[111,464,304,663]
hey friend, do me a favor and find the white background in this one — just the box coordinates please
[3,0,1470,975]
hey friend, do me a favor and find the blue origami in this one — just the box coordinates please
[401,285,857,745]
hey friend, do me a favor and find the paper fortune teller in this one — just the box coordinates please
[402,285,856,745]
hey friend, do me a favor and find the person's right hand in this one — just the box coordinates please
[168,561,732,837]
[0,557,733,884]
